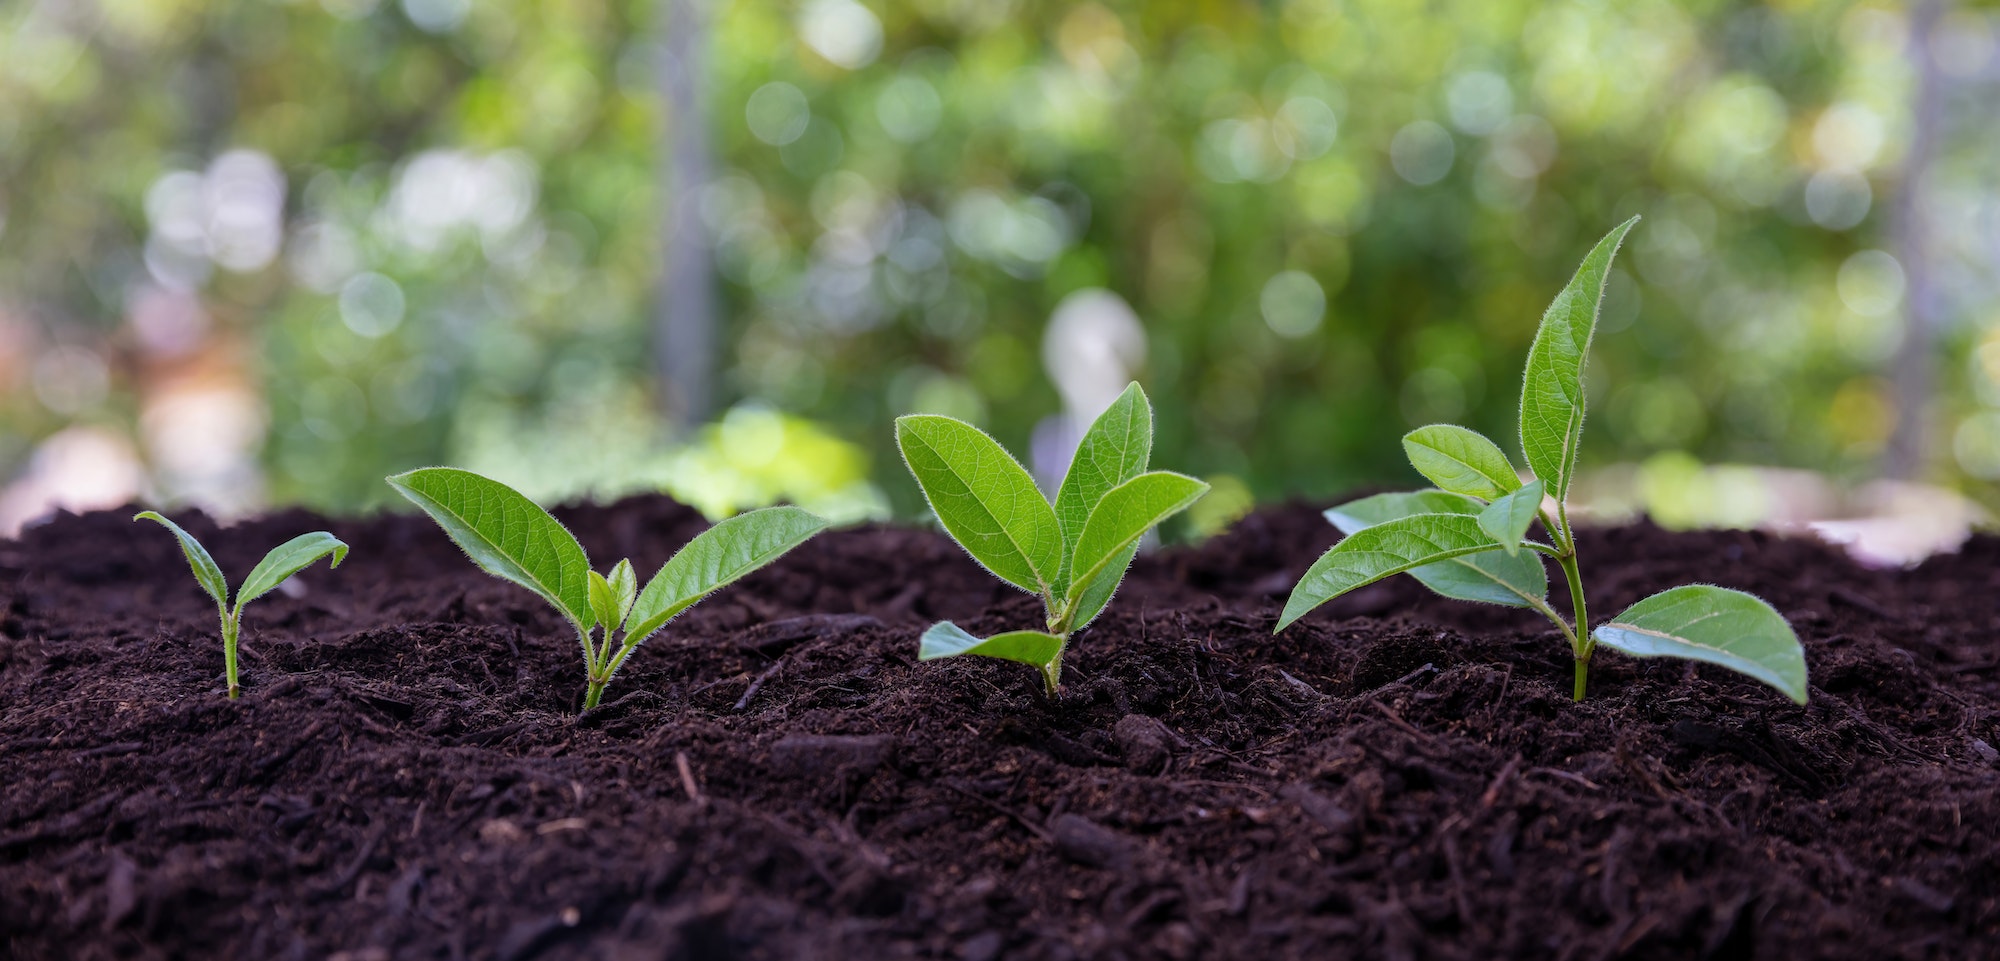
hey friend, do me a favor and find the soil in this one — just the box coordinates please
[1,496,1996,960]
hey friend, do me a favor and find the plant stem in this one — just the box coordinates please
[577,623,605,710]
[222,608,241,700]
[1556,550,1590,701]
[1040,635,1068,697]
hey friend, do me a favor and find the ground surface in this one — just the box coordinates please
[1,497,1996,960]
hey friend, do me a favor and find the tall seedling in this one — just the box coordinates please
[135,512,349,699]
[898,383,1209,695]
[387,468,829,709]
[1277,218,1809,704]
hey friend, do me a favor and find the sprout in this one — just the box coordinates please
[386,468,829,710]
[134,512,349,699]
[1278,218,1809,705]
[896,383,1208,695]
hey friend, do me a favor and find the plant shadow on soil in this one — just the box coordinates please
[1,496,1996,960]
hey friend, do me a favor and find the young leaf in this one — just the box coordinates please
[607,558,638,628]
[918,621,1065,668]
[385,467,596,630]
[234,531,349,614]
[896,414,1064,597]
[1063,471,1208,617]
[1591,585,1808,704]
[1476,479,1544,557]
[1518,216,1639,515]
[1325,492,1548,609]
[1277,513,1506,631]
[134,511,229,610]
[1402,425,1522,501]
[1064,542,1139,634]
[1053,383,1153,593]
[589,570,625,634]
[624,506,830,642]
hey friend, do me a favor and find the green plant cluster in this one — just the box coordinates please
[133,223,1808,710]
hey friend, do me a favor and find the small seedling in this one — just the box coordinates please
[897,383,1209,695]
[386,467,829,709]
[134,512,349,699]
[1277,217,1809,705]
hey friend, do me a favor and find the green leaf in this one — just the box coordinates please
[589,570,624,634]
[1402,425,1522,501]
[625,506,829,642]
[385,467,595,630]
[1053,382,1152,593]
[1065,542,1137,634]
[1518,216,1639,515]
[1278,513,1507,631]
[917,621,1065,669]
[234,531,349,614]
[1591,585,1808,704]
[1476,479,1543,556]
[134,511,230,610]
[1063,471,1207,620]
[1325,492,1548,609]
[896,414,1064,597]
[607,558,638,628]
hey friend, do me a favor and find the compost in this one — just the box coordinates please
[2,497,1995,960]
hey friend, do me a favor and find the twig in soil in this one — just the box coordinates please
[1525,767,1601,791]
[1385,662,1437,689]
[308,821,387,901]
[1479,756,1522,809]
[675,751,705,806]
[734,656,787,711]
[939,780,1053,843]
[79,741,145,758]
[1369,700,1427,738]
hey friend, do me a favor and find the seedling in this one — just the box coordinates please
[1277,217,1809,705]
[134,512,349,699]
[897,383,1208,695]
[386,467,828,709]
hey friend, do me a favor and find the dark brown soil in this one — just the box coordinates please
[2,497,1997,960]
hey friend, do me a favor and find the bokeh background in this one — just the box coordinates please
[3,0,1997,558]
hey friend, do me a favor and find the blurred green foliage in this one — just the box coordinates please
[1,0,1996,523]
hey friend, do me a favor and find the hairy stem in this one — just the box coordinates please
[1040,635,1069,698]
[1557,550,1590,701]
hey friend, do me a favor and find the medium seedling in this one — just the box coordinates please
[1277,217,1809,705]
[134,511,349,699]
[897,383,1208,695]
[387,467,828,709]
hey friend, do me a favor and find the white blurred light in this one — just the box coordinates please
[1260,271,1326,338]
[747,82,811,146]
[799,0,883,70]
[401,0,469,33]
[31,346,109,415]
[381,149,538,254]
[286,221,361,294]
[1836,250,1905,317]
[203,150,286,272]
[1043,288,1147,420]
[1390,121,1454,185]
[1447,71,1513,135]
[339,272,406,337]
[0,427,147,536]
[1804,170,1871,230]
[127,285,210,356]
[1275,97,1338,160]
[140,382,266,509]
[1811,102,1885,172]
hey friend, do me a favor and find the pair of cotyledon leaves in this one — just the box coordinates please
[898,383,1208,675]
[136,511,349,628]
[385,467,829,650]
[1280,217,1809,704]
